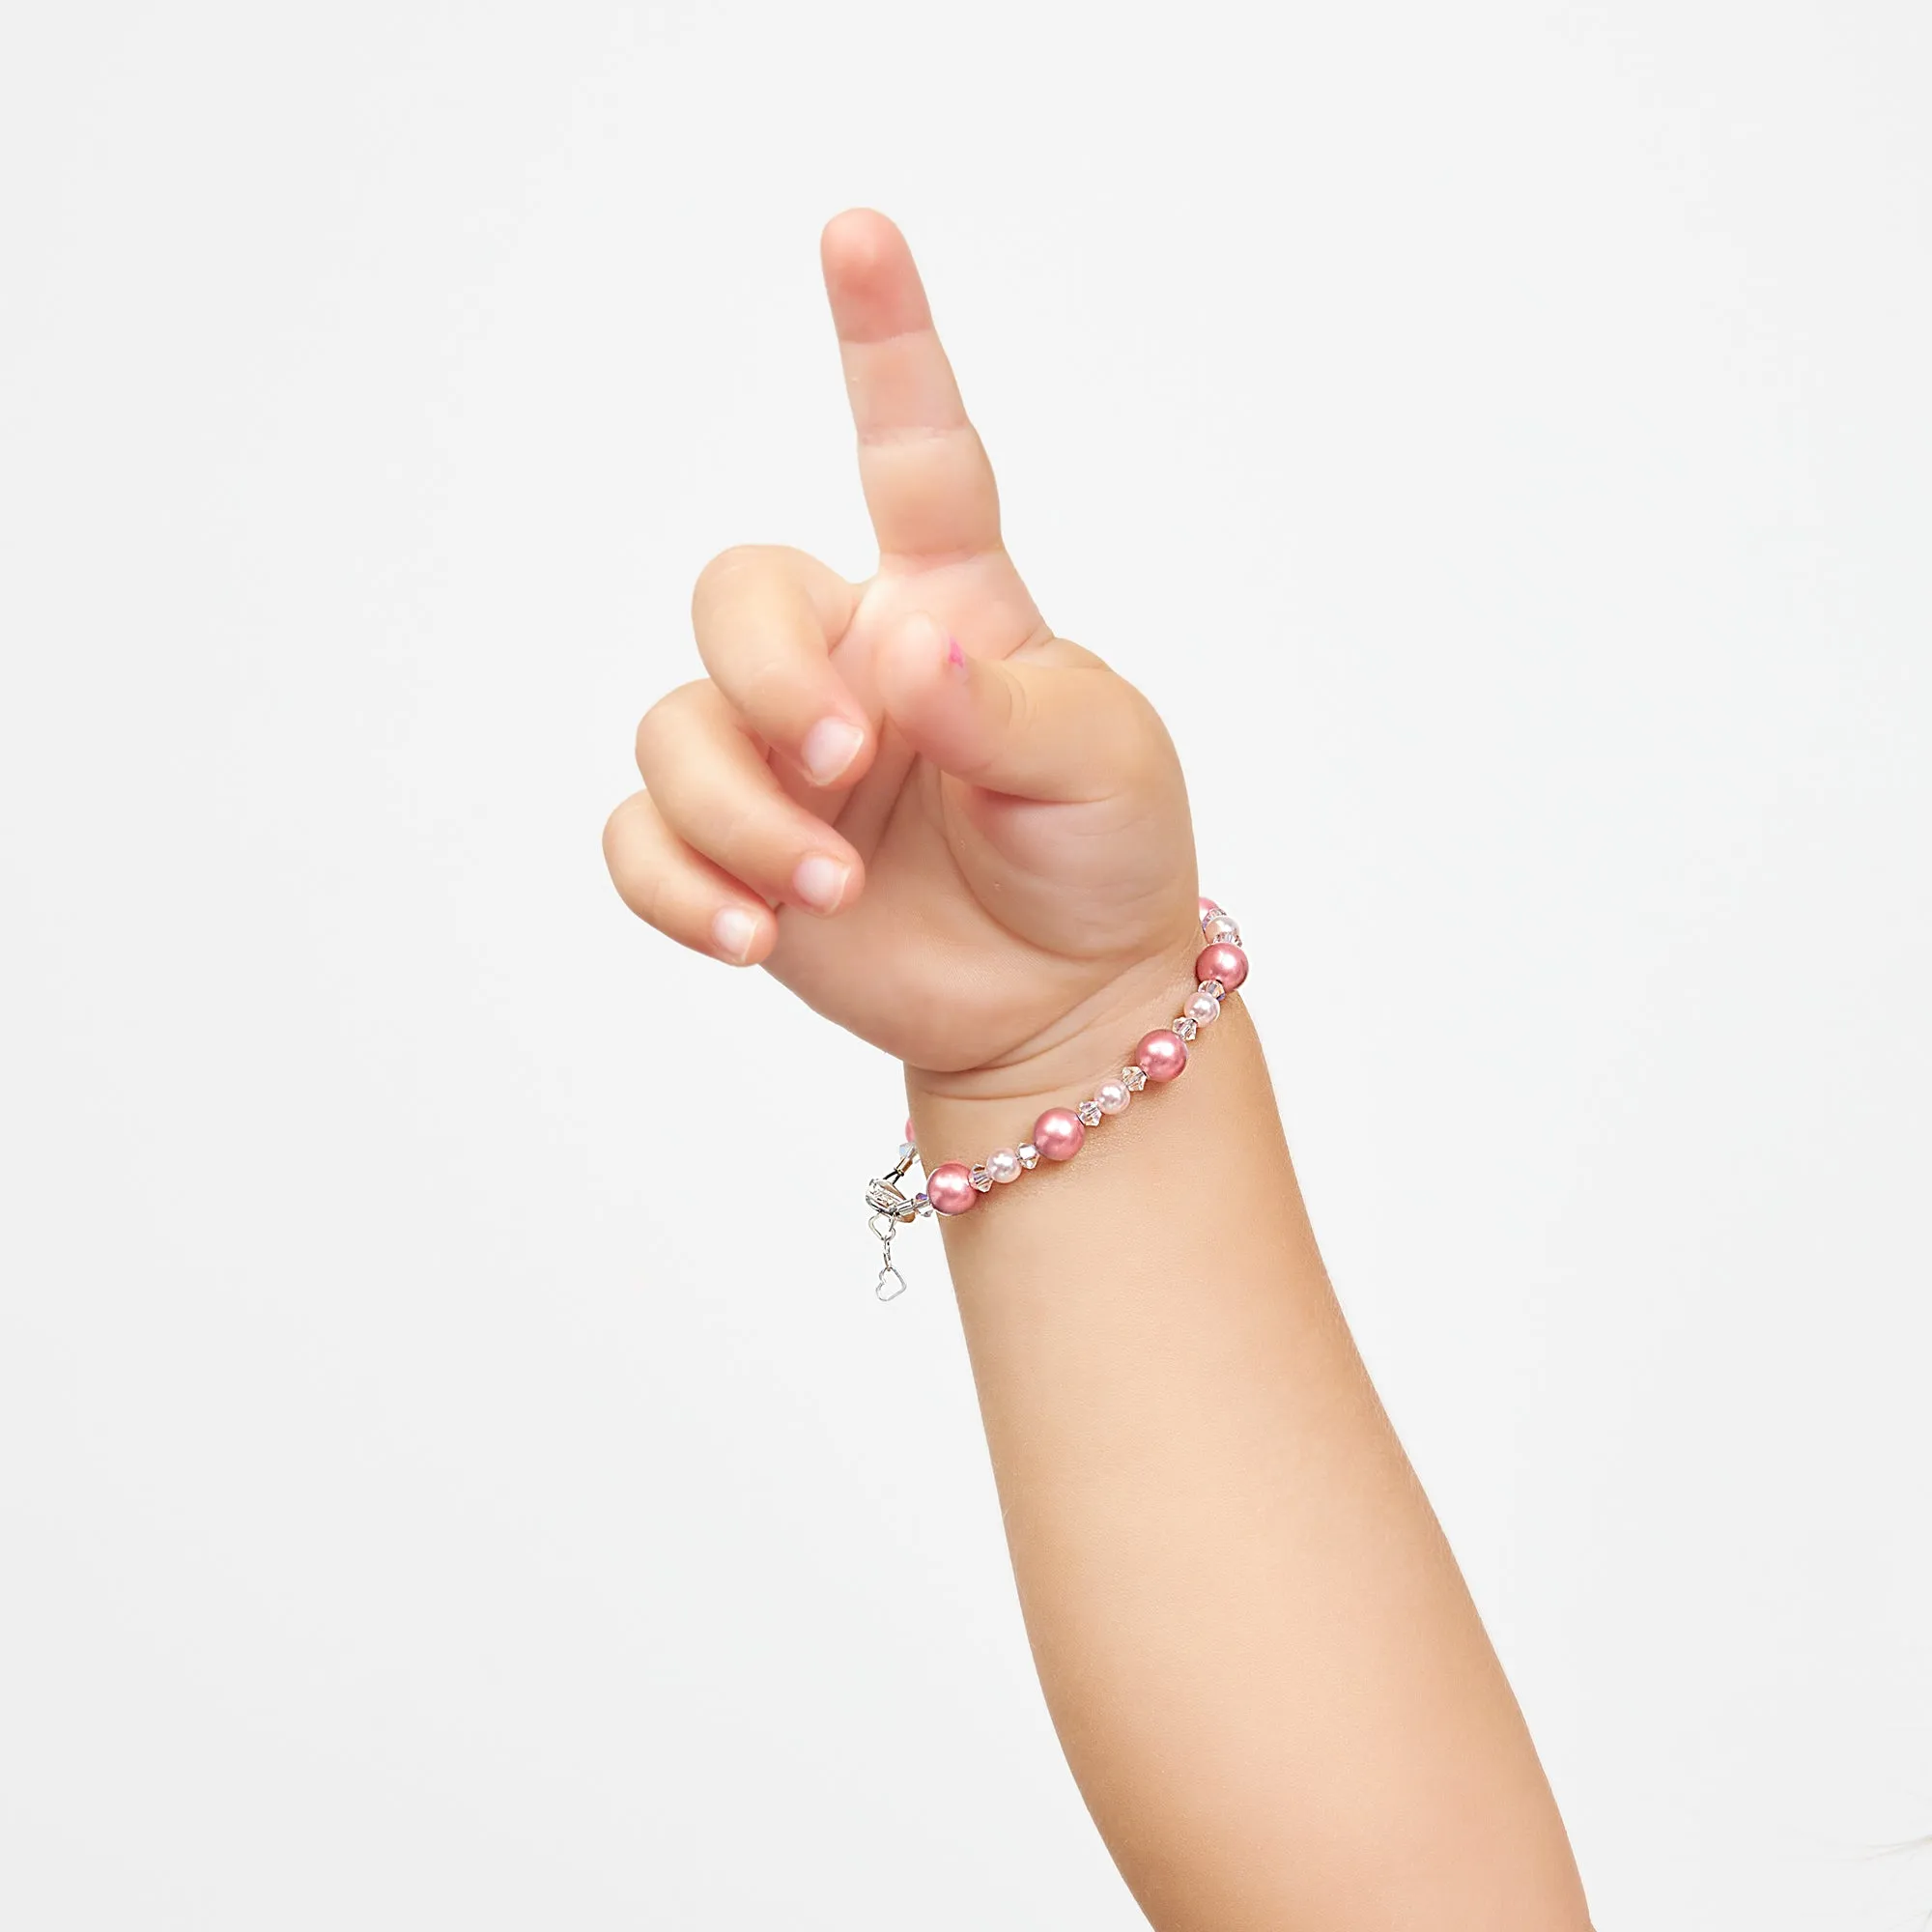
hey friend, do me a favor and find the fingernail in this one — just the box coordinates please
[945,634,968,677]
[799,716,865,785]
[793,853,850,912]
[711,905,757,963]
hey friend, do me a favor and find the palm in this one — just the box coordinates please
[771,554,1193,1072]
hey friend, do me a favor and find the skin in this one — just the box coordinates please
[604,209,1593,1931]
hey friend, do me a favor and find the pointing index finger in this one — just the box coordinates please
[821,210,1003,561]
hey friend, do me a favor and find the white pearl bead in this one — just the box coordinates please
[986,1147,1023,1183]
[1095,1079,1129,1114]
[1184,991,1220,1027]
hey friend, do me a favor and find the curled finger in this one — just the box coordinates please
[635,680,865,916]
[602,789,778,966]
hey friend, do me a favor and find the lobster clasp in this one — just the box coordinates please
[865,1177,920,1224]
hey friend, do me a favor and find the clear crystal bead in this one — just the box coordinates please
[1077,1098,1102,1126]
[1017,1143,1040,1169]
[970,1165,993,1192]
[1208,921,1240,946]
[1198,978,1224,1002]
[1122,1065,1148,1092]
[1172,1015,1199,1041]
[914,1192,934,1216]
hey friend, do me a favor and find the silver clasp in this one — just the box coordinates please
[865,1150,924,1299]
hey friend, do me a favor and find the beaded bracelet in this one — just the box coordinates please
[864,897,1250,1298]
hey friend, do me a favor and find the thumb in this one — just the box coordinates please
[873,611,1152,802]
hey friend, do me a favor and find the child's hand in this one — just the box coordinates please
[604,212,1198,1089]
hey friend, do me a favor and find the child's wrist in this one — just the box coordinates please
[903,927,1208,1122]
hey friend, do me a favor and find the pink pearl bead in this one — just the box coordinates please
[924,1161,979,1215]
[1032,1107,1086,1161]
[903,1115,915,1145]
[1194,942,1248,994]
[1198,895,1220,919]
[1136,1029,1188,1082]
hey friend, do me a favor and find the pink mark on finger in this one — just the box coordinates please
[945,634,967,676]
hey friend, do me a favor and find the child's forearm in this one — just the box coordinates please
[607,210,1590,1928]
[909,931,1590,1932]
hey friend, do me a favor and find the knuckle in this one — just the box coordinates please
[1003,666,1037,744]
[691,543,775,619]
[633,679,713,774]
[1046,635,1107,672]
[957,663,1032,783]
[600,798,633,868]
[601,798,667,929]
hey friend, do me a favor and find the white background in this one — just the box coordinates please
[3,3,1928,1926]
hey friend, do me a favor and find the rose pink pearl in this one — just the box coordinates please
[1136,1029,1188,1082]
[1194,942,1248,994]
[1032,1107,1087,1161]
[903,1115,915,1145]
[1198,895,1220,919]
[924,1161,979,1215]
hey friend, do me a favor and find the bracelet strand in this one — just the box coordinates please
[863,897,1250,1298]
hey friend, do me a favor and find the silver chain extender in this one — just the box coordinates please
[864,1146,932,1300]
